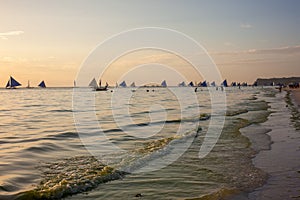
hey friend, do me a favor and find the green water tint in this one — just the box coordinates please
[226,109,248,116]
[199,118,267,190]
[185,99,271,198]
[226,100,269,117]
[137,137,174,154]
[285,91,300,130]
[16,156,126,200]
[186,188,239,200]
[17,91,273,200]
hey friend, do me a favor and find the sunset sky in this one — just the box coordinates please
[1,0,300,86]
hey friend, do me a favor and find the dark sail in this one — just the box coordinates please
[201,81,207,87]
[161,80,167,87]
[38,80,46,88]
[222,79,228,87]
[6,76,21,88]
[188,81,194,87]
[119,81,127,87]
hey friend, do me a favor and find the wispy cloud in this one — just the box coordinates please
[210,45,300,56]
[247,45,300,54]
[0,31,24,40]
[240,23,253,29]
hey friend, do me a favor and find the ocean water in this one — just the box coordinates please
[0,87,298,200]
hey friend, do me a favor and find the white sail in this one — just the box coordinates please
[178,81,186,87]
[130,82,136,87]
[89,78,98,88]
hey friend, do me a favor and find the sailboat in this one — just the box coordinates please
[130,82,136,87]
[119,81,127,87]
[26,80,34,89]
[221,79,228,87]
[95,79,108,91]
[6,76,21,89]
[88,78,108,91]
[161,80,167,87]
[38,80,46,88]
[200,80,207,87]
[178,81,186,87]
[89,78,98,88]
[188,81,194,87]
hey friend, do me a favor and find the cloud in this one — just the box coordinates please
[209,45,300,56]
[0,31,24,40]
[247,45,300,54]
[240,23,253,29]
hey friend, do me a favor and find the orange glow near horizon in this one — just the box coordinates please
[1,1,300,87]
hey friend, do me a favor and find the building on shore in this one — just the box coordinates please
[255,77,300,86]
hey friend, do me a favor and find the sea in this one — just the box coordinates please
[0,87,299,200]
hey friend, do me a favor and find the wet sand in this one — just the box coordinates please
[249,91,300,199]
[291,88,300,108]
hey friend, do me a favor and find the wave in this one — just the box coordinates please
[15,99,271,200]
[226,99,271,117]
[226,109,248,116]
[23,105,44,108]
[248,95,258,101]
[103,128,123,133]
[285,91,300,130]
[48,109,73,113]
[123,115,209,129]
[25,145,58,153]
[16,156,126,200]
[16,123,202,200]
[136,137,175,154]
[186,188,239,200]
[50,131,78,139]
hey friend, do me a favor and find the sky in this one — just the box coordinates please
[0,0,300,86]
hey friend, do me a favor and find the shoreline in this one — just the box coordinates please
[248,90,300,199]
[290,88,300,108]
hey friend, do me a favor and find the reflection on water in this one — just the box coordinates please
[0,87,286,199]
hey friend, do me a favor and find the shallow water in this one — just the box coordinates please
[0,87,295,199]
[248,91,300,200]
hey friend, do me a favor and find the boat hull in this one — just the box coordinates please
[95,87,108,91]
